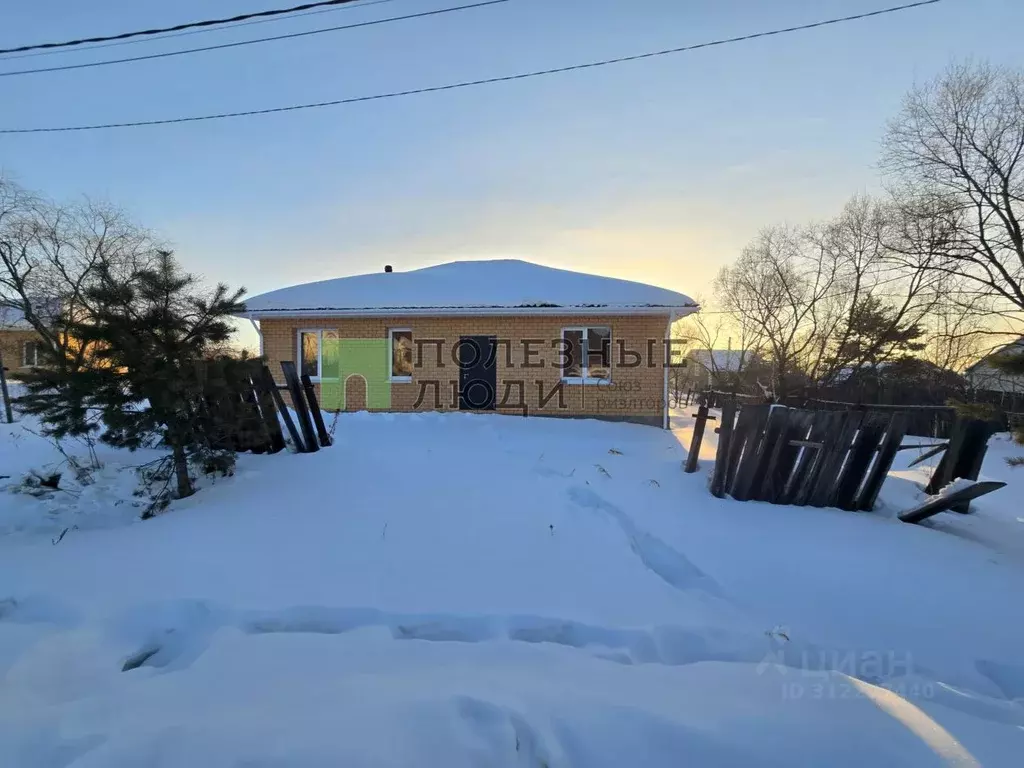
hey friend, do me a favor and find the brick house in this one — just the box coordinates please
[241,260,698,427]
[0,307,45,379]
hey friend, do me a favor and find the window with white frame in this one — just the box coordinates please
[22,340,41,367]
[389,328,413,381]
[561,326,611,383]
[297,329,339,380]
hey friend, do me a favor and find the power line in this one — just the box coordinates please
[0,0,404,61]
[0,1,507,78]
[0,0,943,135]
[0,0,383,55]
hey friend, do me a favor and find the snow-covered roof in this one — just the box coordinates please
[687,349,751,372]
[966,337,1024,373]
[241,259,698,318]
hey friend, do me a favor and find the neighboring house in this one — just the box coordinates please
[0,306,45,377]
[681,349,759,391]
[241,259,698,427]
[965,337,1024,409]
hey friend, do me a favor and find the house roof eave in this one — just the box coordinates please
[239,304,700,321]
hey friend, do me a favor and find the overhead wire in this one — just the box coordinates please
[0,1,507,78]
[0,0,944,134]
[0,0,390,54]
[0,0,404,61]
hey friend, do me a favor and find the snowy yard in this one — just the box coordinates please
[2,402,1024,766]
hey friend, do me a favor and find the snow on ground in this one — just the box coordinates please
[2,399,1024,766]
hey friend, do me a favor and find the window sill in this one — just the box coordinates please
[561,377,612,385]
[389,376,413,384]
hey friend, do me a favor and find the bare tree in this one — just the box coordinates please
[0,177,160,373]
[882,61,1024,339]
[808,196,936,384]
[715,224,839,398]
[675,298,763,395]
[715,197,937,400]
[918,276,988,372]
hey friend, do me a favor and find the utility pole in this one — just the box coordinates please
[0,348,13,423]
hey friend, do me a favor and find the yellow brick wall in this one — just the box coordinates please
[0,330,42,380]
[259,314,671,425]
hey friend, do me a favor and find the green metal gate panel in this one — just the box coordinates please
[319,337,390,411]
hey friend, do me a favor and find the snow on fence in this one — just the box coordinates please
[689,400,1001,521]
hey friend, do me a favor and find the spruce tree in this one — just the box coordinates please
[21,251,245,499]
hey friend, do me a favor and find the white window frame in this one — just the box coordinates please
[388,328,414,383]
[22,340,40,367]
[560,326,612,385]
[297,328,340,382]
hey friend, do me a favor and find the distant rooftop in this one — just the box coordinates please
[242,259,698,318]
[688,349,752,372]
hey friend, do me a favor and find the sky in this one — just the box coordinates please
[2,0,1024,350]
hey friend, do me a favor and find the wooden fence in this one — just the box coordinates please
[704,404,908,510]
[188,358,331,455]
[685,399,998,514]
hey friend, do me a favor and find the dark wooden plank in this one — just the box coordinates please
[726,405,769,500]
[724,405,764,495]
[756,408,796,503]
[730,405,775,502]
[684,404,712,474]
[763,410,813,504]
[226,360,270,453]
[925,417,967,494]
[906,442,948,467]
[301,373,333,448]
[252,366,286,454]
[788,411,839,506]
[0,348,13,424]
[709,400,737,498]
[856,412,908,511]
[261,365,304,452]
[835,413,888,511]
[899,481,1006,524]
[950,420,992,513]
[807,411,864,508]
[281,361,319,453]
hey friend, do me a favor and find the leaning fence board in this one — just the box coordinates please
[281,361,319,453]
[684,404,712,474]
[709,400,737,498]
[251,369,286,454]
[227,361,271,453]
[0,348,13,424]
[856,412,908,511]
[300,373,333,448]
[261,365,305,452]
[789,411,842,506]
[925,418,968,494]
[835,414,887,510]
[724,405,759,495]
[899,481,1006,524]
[906,442,948,467]
[755,408,793,503]
[761,410,813,504]
[807,412,864,508]
[724,404,765,496]
[923,417,993,514]
[729,405,773,501]
[950,421,992,513]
